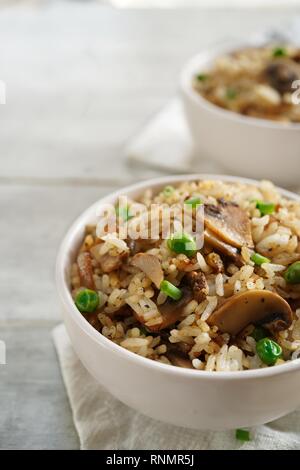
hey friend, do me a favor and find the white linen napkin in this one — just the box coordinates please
[125,98,224,174]
[52,323,300,450]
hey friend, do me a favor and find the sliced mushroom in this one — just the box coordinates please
[292,51,300,64]
[98,252,126,273]
[289,298,300,311]
[86,312,101,331]
[207,289,293,336]
[213,334,227,347]
[204,229,243,266]
[185,271,209,303]
[90,243,127,273]
[204,200,253,249]
[77,252,95,289]
[131,253,164,289]
[141,286,194,332]
[176,341,193,355]
[127,238,160,255]
[265,60,299,94]
[167,352,193,369]
[106,304,133,319]
[158,286,194,330]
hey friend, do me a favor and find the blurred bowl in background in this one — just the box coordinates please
[180,44,300,187]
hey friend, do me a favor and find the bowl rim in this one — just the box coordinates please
[180,42,300,130]
[56,173,300,381]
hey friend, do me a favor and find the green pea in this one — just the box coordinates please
[184,196,203,209]
[196,73,209,82]
[160,280,183,301]
[256,338,282,366]
[255,200,275,216]
[284,261,300,284]
[272,47,287,58]
[167,232,197,257]
[251,326,268,342]
[250,252,270,266]
[75,288,99,313]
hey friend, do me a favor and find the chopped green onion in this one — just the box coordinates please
[163,185,175,198]
[250,252,270,266]
[160,280,183,301]
[255,200,276,216]
[116,205,133,221]
[75,289,99,313]
[226,87,237,100]
[272,46,287,58]
[167,232,197,257]
[284,261,300,284]
[251,326,268,342]
[196,73,209,82]
[235,429,251,442]
[184,196,203,209]
[256,338,282,366]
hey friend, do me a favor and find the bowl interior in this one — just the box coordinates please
[56,173,300,379]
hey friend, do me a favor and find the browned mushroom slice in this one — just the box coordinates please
[131,253,164,289]
[204,200,253,249]
[207,290,293,336]
[77,252,95,289]
[265,60,299,94]
[292,50,300,63]
[141,286,194,332]
[289,298,300,311]
[127,238,160,255]
[106,304,133,320]
[98,252,127,273]
[168,352,193,369]
[86,312,101,331]
[204,229,243,266]
[90,243,127,273]
[185,271,209,303]
[158,286,194,330]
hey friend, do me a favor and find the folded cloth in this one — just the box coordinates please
[125,98,224,175]
[52,323,300,450]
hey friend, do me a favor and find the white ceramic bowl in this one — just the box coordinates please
[56,174,300,431]
[180,45,300,187]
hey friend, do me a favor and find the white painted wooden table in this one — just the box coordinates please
[1,2,299,449]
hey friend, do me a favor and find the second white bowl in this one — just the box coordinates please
[180,45,300,187]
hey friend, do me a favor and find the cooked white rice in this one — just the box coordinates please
[71,179,300,372]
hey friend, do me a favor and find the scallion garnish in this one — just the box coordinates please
[160,280,183,301]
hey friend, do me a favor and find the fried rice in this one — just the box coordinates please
[193,45,300,123]
[70,179,300,372]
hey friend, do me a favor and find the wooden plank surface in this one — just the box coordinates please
[0,323,79,449]
[1,3,299,449]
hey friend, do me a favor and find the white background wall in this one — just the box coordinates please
[2,0,300,7]
[111,0,300,7]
